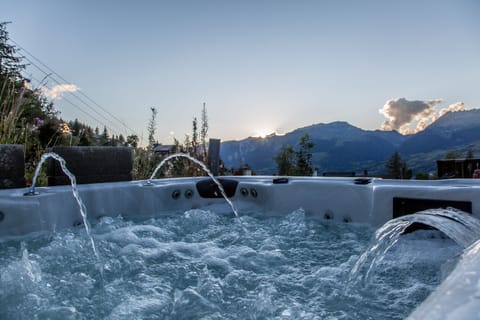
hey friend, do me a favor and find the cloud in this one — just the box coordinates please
[438,101,469,118]
[379,98,441,132]
[41,84,79,100]
[415,119,429,132]
[379,98,471,134]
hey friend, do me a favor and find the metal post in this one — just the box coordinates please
[208,138,221,176]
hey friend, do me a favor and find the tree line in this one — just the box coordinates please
[273,134,476,178]
[132,103,212,179]
[274,133,316,176]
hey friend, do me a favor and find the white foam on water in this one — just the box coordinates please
[0,209,463,319]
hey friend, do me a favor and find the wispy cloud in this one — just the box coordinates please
[379,98,470,134]
[40,84,79,100]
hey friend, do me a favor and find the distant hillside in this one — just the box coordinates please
[400,109,480,155]
[220,109,480,176]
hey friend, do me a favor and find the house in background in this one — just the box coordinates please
[437,158,480,178]
[153,144,176,157]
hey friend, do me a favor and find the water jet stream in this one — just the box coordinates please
[349,208,480,286]
[148,153,240,217]
[28,152,101,263]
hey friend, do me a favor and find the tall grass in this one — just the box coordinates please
[0,77,49,186]
[0,76,25,144]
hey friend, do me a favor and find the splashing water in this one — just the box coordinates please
[0,209,459,319]
[148,153,239,217]
[27,152,101,262]
[348,208,480,286]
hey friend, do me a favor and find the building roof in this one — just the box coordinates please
[153,145,175,153]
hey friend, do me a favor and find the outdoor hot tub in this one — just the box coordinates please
[0,174,479,319]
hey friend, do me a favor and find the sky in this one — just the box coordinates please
[3,0,480,144]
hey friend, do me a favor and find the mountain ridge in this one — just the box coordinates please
[220,109,480,175]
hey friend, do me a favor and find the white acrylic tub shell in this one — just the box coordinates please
[2,176,479,238]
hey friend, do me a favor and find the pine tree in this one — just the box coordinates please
[0,22,25,78]
[71,119,81,136]
[200,103,208,161]
[147,107,158,149]
[101,126,109,145]
[275,145,295,175]
[386,151,402,178]
[385,151,411,179]
[79,130,91,146]
[191,117,199,156]
[274,133,315,176]
[295,133,315,176]
[118,134,125,145]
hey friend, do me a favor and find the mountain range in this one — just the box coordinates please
[220,109,480,176]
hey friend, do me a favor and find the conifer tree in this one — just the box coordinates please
[191,117,199,156]
[295,133,315,175]
[147,107,158,149]
[385,151,411,179]
[275,145,295,175]
[101,126,109,145]
[200,103,208,161]
[0,22,25,78]
[274,133,315,176]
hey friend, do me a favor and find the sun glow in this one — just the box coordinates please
[253,126,284,139]
[254,129,272,138]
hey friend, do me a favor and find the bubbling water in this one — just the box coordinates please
[0,209,461,319]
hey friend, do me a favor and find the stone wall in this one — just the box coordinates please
[46,146,133,186]
[0,144,26,189]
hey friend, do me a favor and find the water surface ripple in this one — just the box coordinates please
[0,209,460,319]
